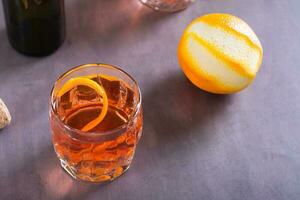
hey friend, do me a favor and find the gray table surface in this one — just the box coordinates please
[0,0,300,200]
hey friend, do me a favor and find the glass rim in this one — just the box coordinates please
[50,63,142,137]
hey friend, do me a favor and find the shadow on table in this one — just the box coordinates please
[66,0,173,47]
[136,71,234,170]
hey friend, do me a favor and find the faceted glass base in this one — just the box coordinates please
[60,159,131,183]
[140,0,192,12]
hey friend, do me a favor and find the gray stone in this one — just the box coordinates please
[0,98,11,129]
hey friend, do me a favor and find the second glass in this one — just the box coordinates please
[140,0,193,12]
[50,64,143,183]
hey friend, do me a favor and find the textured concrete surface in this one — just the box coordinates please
[0,0,300,199]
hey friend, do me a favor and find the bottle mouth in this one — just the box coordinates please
[50,63,142,139]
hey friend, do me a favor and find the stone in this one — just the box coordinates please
[0,98,11,129]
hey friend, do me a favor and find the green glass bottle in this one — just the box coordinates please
[2,0,65,56]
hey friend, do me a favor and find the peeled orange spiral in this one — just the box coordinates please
[178,13,263,94]
[58,77,108,132]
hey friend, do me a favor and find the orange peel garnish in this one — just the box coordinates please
[58,77,108,132]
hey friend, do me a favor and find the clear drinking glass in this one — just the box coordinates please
[140,0,193,12]
[50,64,143,183]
